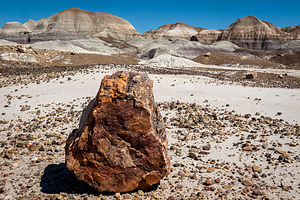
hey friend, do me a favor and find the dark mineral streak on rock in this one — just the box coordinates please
[65,71,171,193]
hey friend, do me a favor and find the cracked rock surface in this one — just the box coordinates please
[65,71,171,192]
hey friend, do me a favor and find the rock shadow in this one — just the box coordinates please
[40,163,102,195]
[40,163,160,195]
[40,163,160,196]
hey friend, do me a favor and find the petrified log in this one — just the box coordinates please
[65,71,171,193]
[245,70,257,79]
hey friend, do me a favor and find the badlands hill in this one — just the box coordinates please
[219,15,295,50]
[144,16,299,50]
[0,8,139,43]
[0,9,299,50]
[144,23,204,40]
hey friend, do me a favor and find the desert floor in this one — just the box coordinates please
[0,65,299,199]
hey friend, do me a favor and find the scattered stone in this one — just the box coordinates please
[185,133,191,141]
[252,165,261,172]
[20,105,31,111]
[167,196,176,200]
[204,52,211,57]
[207,167,215,173]
[242,179,253,186]
[276,112,282,116]
[244,114,251,118]
[54,194,63,199]
[16,45,27,53]
[204,179,213,186]
[115,193,121,200]
[245,71,257,79]
[242,146,253,151]
[137,190,144,196]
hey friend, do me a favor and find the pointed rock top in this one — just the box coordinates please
[224,15,277,33]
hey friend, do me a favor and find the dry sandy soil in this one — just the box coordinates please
[0,39,300,199]
[0,46,138,67]
[0,64,299,200]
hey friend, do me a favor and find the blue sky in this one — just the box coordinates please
[0,0,299,33]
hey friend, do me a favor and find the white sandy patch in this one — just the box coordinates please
[26,38,122,55]
[0,39,18,46]
[153,74,300,124]
[27,40,91,54]
[68,38,123,55]
[139,56,300,78]
[188,64,300,78]
[1,71,299,125]
[128,37,240,59]
[0,52,37,62]
[139,54,203,68]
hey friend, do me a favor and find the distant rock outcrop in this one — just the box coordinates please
[129,36,240,60]
[189,16,299,50]
[0,8,139,43]
[193,29,223,44]
[280,25,300,39]
[0,22,30,43]
[65,71,171,193]
[219,16,294,50]
[277,40,300,51]
[0,22,28,34]
[23,20,38,32]
[145,23,204,40]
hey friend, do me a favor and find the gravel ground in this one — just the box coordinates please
[0,66,299,200]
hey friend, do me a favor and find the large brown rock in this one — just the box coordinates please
[65,71,171,193]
